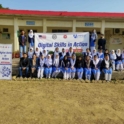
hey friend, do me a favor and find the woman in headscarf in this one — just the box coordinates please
[97,49,104,62]
[116,49,123,71]
[44,55,52,78]
[92,49,97,59]
[76,56,84,80]
[37,55,45,79]
[61,55,71,80]
[91,55,101,80]
[109,50,116,71]
[52,54,61,78]
[122,49,124,68]
[70,54,76,79]
[41,49,48,59]
[84,55,92,80]
[34,47,41,61]
[30,54,38,78]
[90,29,97,54]
[101,54,113,81]
[28,29,34,48]
[53,47,60,60]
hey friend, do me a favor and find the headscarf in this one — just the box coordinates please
[45,55,52,66]
[42,49,48,58]
[28,47,34,58]
[110,50,116,60]
[92,49,97,57]
[53,56,60,67]
[116,49,121,56]
[91,30,97,40]
[28,30,34,38]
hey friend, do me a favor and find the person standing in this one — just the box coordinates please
[90,29,97,54]
[28,29,34,48]
[19,30,27,58]
[98,34,106,51]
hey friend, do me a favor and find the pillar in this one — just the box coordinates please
[43,19,47,33]
[101,20,105,35]
[14,18,19,52]
[72,19,76,32]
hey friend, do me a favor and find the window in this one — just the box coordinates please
[3,28,8,32]
[52,29,68,33]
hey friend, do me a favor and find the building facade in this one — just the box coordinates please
[0,9,124,52]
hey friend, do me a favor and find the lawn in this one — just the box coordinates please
[0,80,124,124]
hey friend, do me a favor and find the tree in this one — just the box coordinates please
[0,4,9,9]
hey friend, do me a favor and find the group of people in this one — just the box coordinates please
[18,29,124,81]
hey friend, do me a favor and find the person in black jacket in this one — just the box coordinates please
[76,56,84,79]
[19,53,29,77]
[18,30,27,58]
[91,55,101,80]
[84,55,92,80]
[98,34,106,51]
[101,54,113,81]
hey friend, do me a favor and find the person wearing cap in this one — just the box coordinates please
[18,30,27,58]
[37,55,45,79]
[28,29,34,48]
[101,54,113,81]
[19,53,30,78]
[98,34,106,51]
[44,55,52,78]
[52,54,61,78]
[70,54,76,79]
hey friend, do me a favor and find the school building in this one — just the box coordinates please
[0,9,124,52]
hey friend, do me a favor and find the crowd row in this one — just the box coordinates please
[19,47,124,81]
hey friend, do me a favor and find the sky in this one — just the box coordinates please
[0,0,124,12]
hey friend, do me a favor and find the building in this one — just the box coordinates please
[0,9,124,52]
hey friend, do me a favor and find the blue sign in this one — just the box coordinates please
[85,22,94,27]
[26,21,35,25]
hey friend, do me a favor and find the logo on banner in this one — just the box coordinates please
[52,34,57,39]
[39,35,46,39]
[0,66,11,77]
[63,35,67,39]
[73,34,78,38]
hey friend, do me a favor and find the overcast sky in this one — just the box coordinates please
[0,0,124,12]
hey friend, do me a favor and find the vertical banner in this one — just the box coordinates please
[35,32,89,52]
[0,44,12,80]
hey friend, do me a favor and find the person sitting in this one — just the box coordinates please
[76,56,84,80]
[61,55,71,80]
[41,49,48,59]
[70,54,76,79]
[37,55,45,79]
[109,50,116,71]
[91,55,101,81]
[84,55,92,80]
[53,47,60,60]
[101,54,113,81]
[66,47,75,60]
[28,29,34,48]
[59,48,66,61]
[84,48,92,59]
[30,54,38,78]
[122,49,124,68]
[34,47,41,61]
[52,54,61,78]
[19,53,30,78]
[44,55,52,78]
[116,49,123,71]
[92,49,97,59]
[28,47,34,61]
[97,49,104,62]
[104,49,110,56]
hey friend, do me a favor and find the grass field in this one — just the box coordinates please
[0,80,124,124]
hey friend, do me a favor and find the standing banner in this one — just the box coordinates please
[0,44,12,80]
[35,32,89,52]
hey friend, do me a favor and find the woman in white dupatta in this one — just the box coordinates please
[28,29,34,48]
[52,54,61,78]
[44,55,52,78]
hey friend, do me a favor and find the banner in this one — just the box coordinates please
[35,32,89,52]
[110,37,122,44]
[0,44,12,80]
